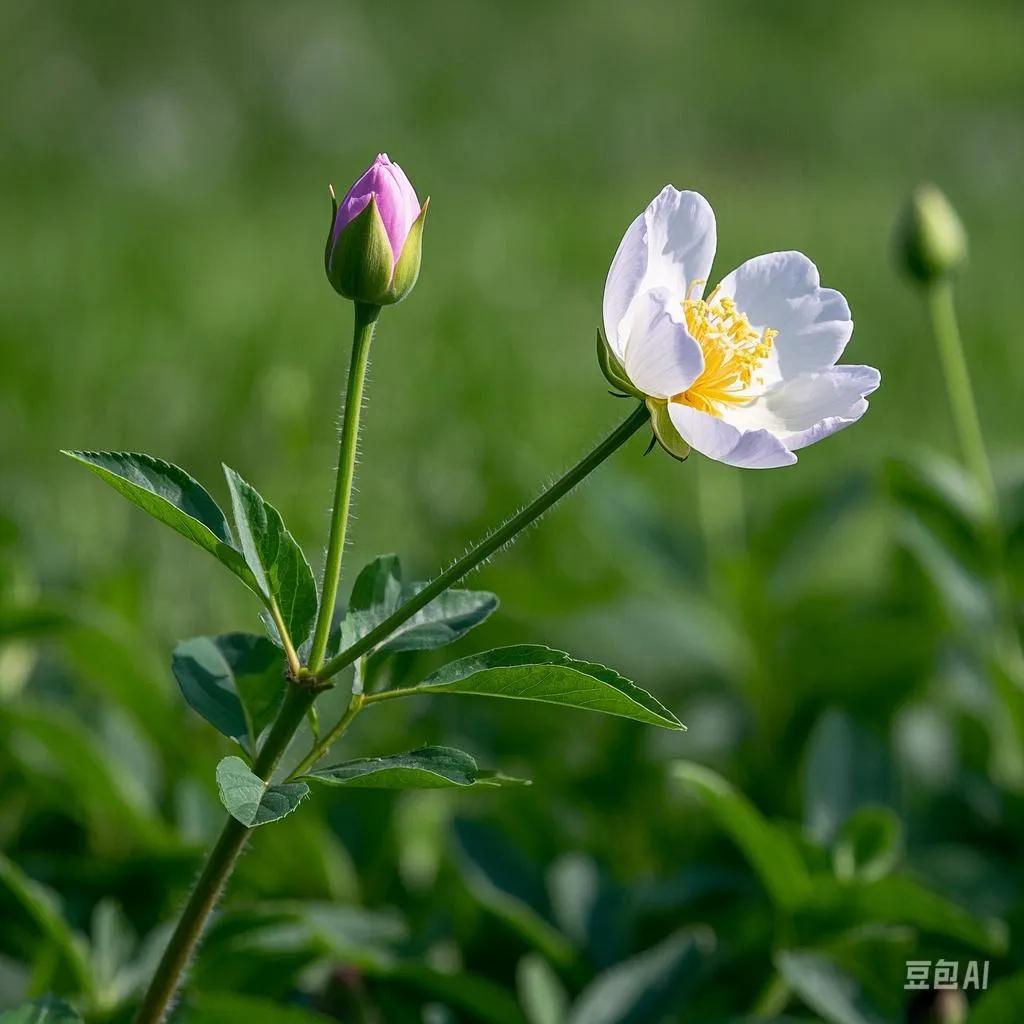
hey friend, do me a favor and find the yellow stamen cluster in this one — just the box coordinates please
[673,282,777,417]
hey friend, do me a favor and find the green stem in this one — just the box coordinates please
[133,402,651,1017]
[289,691,365,780]
[132,686,314,1024]
[926,280,997,512]
[313,403,650,682]
[307,302,380,672]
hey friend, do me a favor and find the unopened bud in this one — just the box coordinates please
[896,184,967,285]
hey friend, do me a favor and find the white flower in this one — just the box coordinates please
[601,187,880,468]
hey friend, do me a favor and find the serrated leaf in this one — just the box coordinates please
[775,950,886,1024]
[215,756,309,827]
[399,646,682,729]
[673,761,811,909]
[223,466,317,648]
[61,451,258,592]
[305,745,529,790]
[334,555,497,656]
[379,586,499,652]
[0,996,83,1024]
[172,634,285,755]
[566,929,709,1024]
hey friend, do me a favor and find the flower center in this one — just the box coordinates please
[672,281,777,417]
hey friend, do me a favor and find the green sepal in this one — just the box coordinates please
[326,194,394,304]
[646,398,690,461]
[596,328,642,398]
[382,198,429,305]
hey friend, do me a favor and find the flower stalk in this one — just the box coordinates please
[307,302,379,672]
[310,403,651,685]
[924,279,997,514]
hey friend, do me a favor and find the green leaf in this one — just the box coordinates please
[0,996,83,1024]
[335,555,497,654]
[186,993,335,1024]
[215,756,309,827]
[349,553,404,614]
[334,554,404,651]
[223,466,317,648]
[172,634,285,755]
[0,855,94,1000]
[800,875,1006,953]
[969,968,1024,1023]
[61,451,257,592]
[402,646,682,730]
[672,761,811,909]
[565,929,709,1024]
[775,950,887,1024]
[380,585,499,652]
[517,954,569,1024]
[832,806,903,882]
[305,745,529,790]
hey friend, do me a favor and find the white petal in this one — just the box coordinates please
[603,186,717,357]
[621,289,703,399]
[602,209,647,360]
[716,251,852,380]
[667,403,797,470]
[724,365,881,450]
[642,187,717,298]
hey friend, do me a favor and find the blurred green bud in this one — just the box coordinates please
[896,184,967,285]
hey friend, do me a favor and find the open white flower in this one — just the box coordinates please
[600,187,880,468]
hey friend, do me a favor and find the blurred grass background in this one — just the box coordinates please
[2,0,1024,1021]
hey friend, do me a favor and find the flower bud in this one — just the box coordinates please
[896,184,967,285]
[325,153,428,306]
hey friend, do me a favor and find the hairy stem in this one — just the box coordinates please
[307,302,380,672]
[132,686,315,1024]
[309,403,649,686]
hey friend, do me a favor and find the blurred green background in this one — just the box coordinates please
[3,0,1024,1021]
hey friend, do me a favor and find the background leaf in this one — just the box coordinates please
[379,586,499,653]
[565,929,709,1024]
[673,762,811,909]
[0,996,83,1024]
[215,756,309,827]
[775,950,887,1024]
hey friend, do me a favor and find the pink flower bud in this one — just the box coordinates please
[326,154,428,306]
[331,153,421,268]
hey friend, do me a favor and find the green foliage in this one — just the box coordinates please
[215,756,309,827]
[172,634,285,755]
[172,630,284,753]
[61,451,258,594]
[0,997,82,1024]
[336,553,498,653]
[305,745,529,789]
[775,951,886,1024]
[223,467,318,648]
[407,645,683,729]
